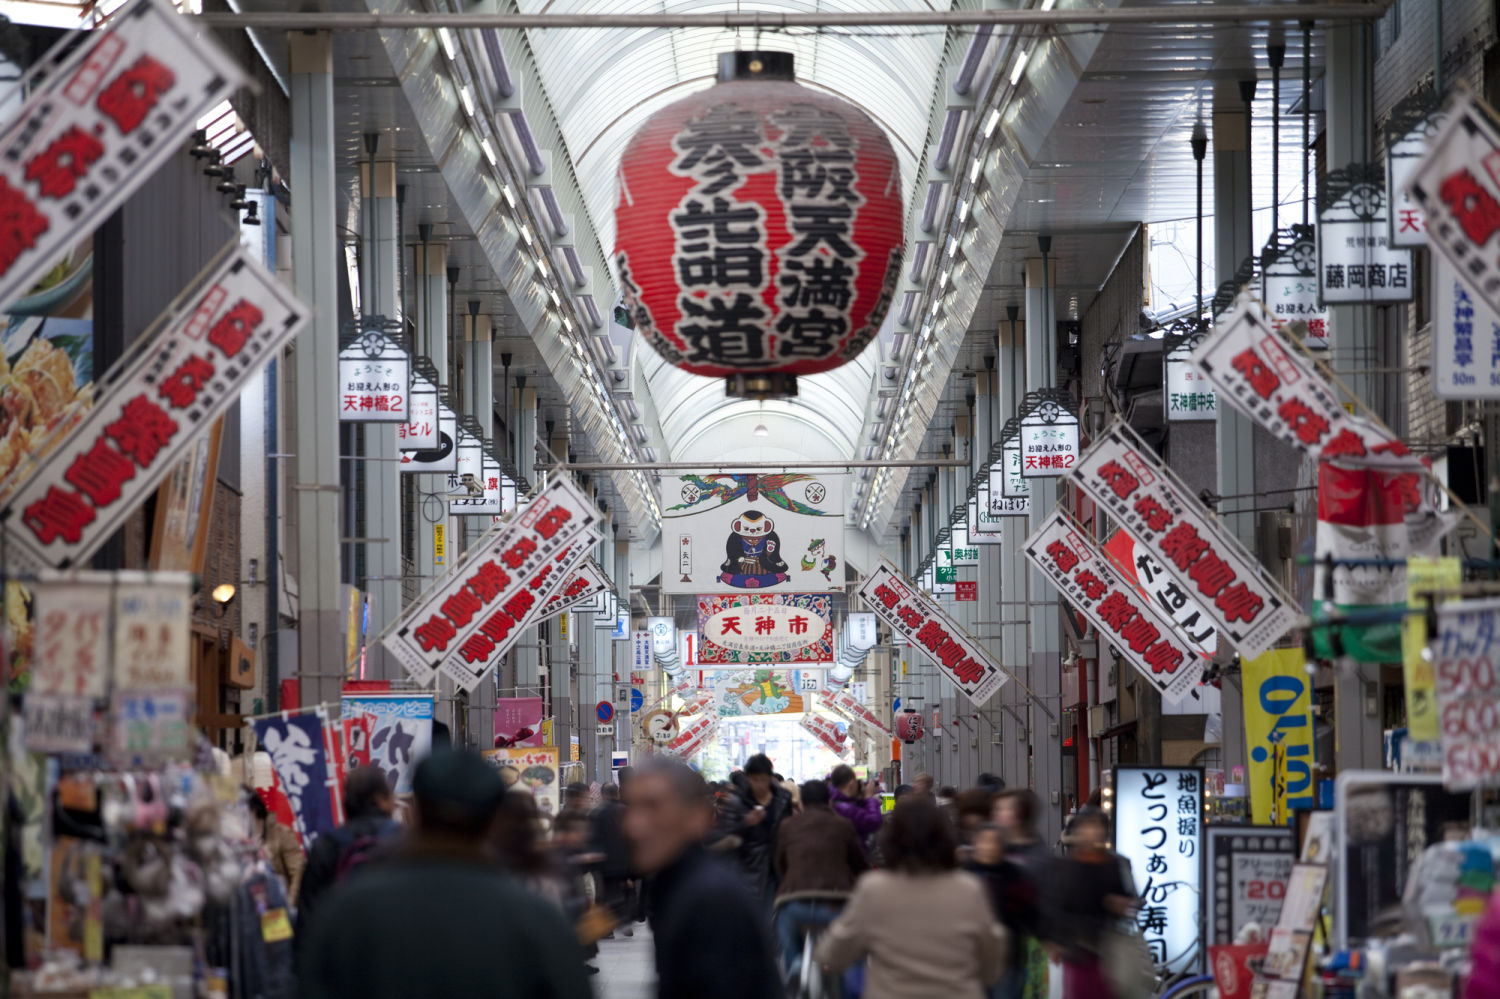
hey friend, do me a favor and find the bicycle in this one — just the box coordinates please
[773,890,852,999]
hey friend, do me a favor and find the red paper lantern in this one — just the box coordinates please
[615,51,904,396]
[895,708,925,744]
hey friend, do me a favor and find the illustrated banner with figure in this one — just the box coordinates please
[661,473,843,594]
[340,693,434,795]
[251,708,339,845]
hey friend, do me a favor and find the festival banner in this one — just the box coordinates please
[340,692,434,795]
[30,575,112,698]
[696,592,834,665]
[484,747,560,821]
[0,244,308,570]
[661,473,843,594]
[801,713,851,758]
[817,686,893,737]
[1403,557,1462,742]
[494,697,547,748]
[536,557,611,623]
[0,0,246,310]
[1025,512,1203,704]
[857,561,1008,706]
[381,476,597,684]
[704,668,810,717]
[1432,597,1500,791]
[1241,649,1316,825]
[1066,421,1297,660]
[250,709,339,844]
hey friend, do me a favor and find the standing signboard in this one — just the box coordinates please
[1203,826,1297,946]
[0,245,307,569]
[1431,597,1500,790]
[341,692,435,795]
[1432,256,1500,399]
[1317,164,1414,304]
[485,747,560,821]
[1066,421,1297,659]
[0,0,247,310]
[857,561,1008,706]
[1114,765,1203,974]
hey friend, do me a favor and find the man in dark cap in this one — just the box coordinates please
[295,765,400,941]
[297,750,591,999]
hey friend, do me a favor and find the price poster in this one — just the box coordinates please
[1432,597,1500,790]
[1204,826,1296,945]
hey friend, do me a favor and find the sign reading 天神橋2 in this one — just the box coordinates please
[0,0,246,310]
[857,561,1008,706]
[1114,765,1204,975]
[0,244,308,569]
[696,592,834,664]
[1025,512,1204,704]
[1065,420,1298,660]
[661,472,843,594]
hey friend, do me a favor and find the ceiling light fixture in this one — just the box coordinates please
[754,424,769,438]
[438,27,457,60]
[1010,50,1030,87]
[459,84,476,117]
[480,138,497,165]
[983,108,1001,139]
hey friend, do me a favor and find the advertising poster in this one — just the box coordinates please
[696,592,834,665]
[486,746,560,820]
[493,697,547,748]
[1402,557,1461,742]
[340,693,434,795]
[111,576,191,689]
[661,472,843,594]
[1203,826,1297,944]
[1241,648,1316,825]
[1113,766,1203,974]
[1432,597,1500,790]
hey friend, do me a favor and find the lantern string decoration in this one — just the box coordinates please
[615,50,904,399]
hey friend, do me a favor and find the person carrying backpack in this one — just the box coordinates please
[295,765,401,941]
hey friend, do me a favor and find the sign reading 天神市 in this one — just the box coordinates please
[0,245,307,570]
[1025,512,1203,704]
[1432,597,1500,791]
[1114,765,1204,975]
[1066,422,1298,660]
[696,592,834,664]
[857,562,1008,706]
[0,0,246,310]
[381,477,597,684]
[661,473,843,593]
[1432,256,1500,399]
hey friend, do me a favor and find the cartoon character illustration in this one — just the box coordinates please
[801,539,839,582]
[719,509,790,588]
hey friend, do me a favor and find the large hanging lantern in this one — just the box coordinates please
[615,51,903,397]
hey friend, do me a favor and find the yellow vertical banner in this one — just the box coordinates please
[1402,556,1461,742]
[1242,648,1316,825]
[434,523,446,567]
[344,585,362,677]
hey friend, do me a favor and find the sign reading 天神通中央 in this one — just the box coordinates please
[1025,513,1204,704]
[1165,332,1217,420]
[1261,226,1332,351]
[661,473,843,593]
[1432,597,1500,791]
[696,592,834,665]
[1113,765,1204,975]
[0,245,308,570]
[1066,421,1298,660]
[1018,393,1079,477]
[381,476,598,685]
[1317,164,1415,305]
[857,562,1008,706]
[1203,826,1297,947]
[396,359,441,451]
[1432,256,1500,399]
[1385,91,1444,248]
[1406,91,1500,318]
[0,0,247,310]
[337,316,409,423]
[341,692,435,795]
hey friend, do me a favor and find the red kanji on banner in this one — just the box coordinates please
[0,176,50,274]
[97,55,175,135]
[24,126,104,199]
[534,506,573,540]
[159,354,214,408]
[22,486,95,544]
[1231,348,1281,400]
[414,616,457,653]
[1439,168,1500,247]
[63,438,136,507]
[104,395,179,467]
[207,300,263,358]
[468,561,510,603]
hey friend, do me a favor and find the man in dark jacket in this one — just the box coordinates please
[625,758,779,999]
[774,779,867,974]
[589,781,634,934]
[295,765,400,939]
[717,753,792,903]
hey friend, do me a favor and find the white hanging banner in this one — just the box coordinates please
[1065,421,1298,660]
[858,561,1008,706]
[0,0,247,310]
[1433,255,1500,399]
[338,321,409,423]
[401,401,458,474]
[382,477,599,684]
[1432,597,1500,791]
[0,245,308,569]
[1025,511,1204,703]
[537,557,612,623]
[31,574,113,698]
[1407,91,1500,316]
[1262,229,1332,351]
[970,491,1002,544]
[112,574,192,690]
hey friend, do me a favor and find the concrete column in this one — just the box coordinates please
[464,314,494,549]
[1213,90,1257,553]
[358,160,403,676]
[515,385,541,687]
[415,243,450,590]
[975,371,1003,780]
[550,429,576,768]
[288,32,344,708]
[997,326,1030,790]
[1024,258,1063,845]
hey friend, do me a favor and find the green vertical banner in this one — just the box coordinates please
[1242,648,1316,825]
[1402,556,1461,742]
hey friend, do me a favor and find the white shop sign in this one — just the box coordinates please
[113,576,192,690]
[1114,765,1204,975]
[996,444,1032,501]
[1019,413,1079,477]
[401,401,458,474]
[1261,230,1331,351]
[1433,251,1500,399]
[397,368,439,451]
[1318,172,1415,304]
[984,472,1029,517]
[969,492,1002,544]
[1386,105,1445,247]
[1165,340,1217,420]
[30,576,112,698]
[338,325,408,422]
[1432,597,1500,790]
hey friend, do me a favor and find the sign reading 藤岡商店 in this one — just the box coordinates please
[1318,164,1415,304]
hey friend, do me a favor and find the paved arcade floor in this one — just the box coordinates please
[592,924,655,999]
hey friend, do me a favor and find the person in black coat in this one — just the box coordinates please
[716,754,793,904]
[624,758,780,999]
[589,781,635,932]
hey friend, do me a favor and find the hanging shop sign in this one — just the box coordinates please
[1403,557,1462,743]
[1242,649,1317,826]
[1432,597,1500,791]
[614,51,902,387]
[927,560,955,596]
[451,443,502,518]
[818,686,892,737]
[485,747,560,817]
[537,557,611,623]
[110,687,193,767]
[30,575,112,698]
[1406,91,1500,316]
[1018,391,1079,476]
[1066,421,1298,659]
[661,472,843,593]
[0,0,246,310]
[338,316,409,422]
[1316,163,1415,304]
[1385,92,1443,247]
[1260,225,1331,350]
[999,440,1032,500]
[594,591,619,628]
[847,610,878,652]
[1025,512,1204,704]
[113,575,192,689]
[397,358,441,451]
[1203,826,1297,946]
[340,692,435,795]
[1102,530,1216,659]
[801,713,851,758]
[984,465,1030,517]
[969,490,1003,543]
[858,561,1008,706]
[696,592,834,664]
[1165,331,1217,420]
[251,708,340,845]
[382,476,598,684]
[664,707,718,759]
[401,397,458,473]
[0,244,308,570]
[1113,765,1204,974]
[946,525,979,566]
[1432,255,1500,399]
[955,581,977,601]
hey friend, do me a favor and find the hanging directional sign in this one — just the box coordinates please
[0,243,308,570]
[401,393,458,474]
[398,357,441,451]
[1407,91,1500,318]
[1317,163,1415,304]
[338,316,409,423]
[985,466,1029,517]
[1164,326,1217,421]
[969,491,1002,545]
[0,0,246,310]
[1385,90,1443,248]
[1433,256,1500,400]
[1260,225,1331,350]
[1018,390,1080,477]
